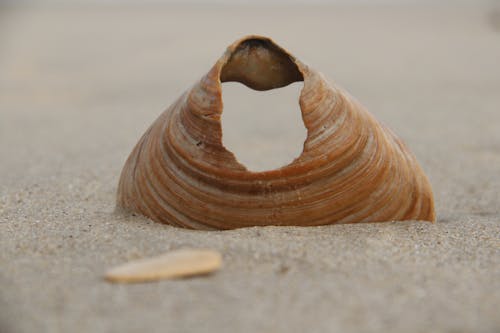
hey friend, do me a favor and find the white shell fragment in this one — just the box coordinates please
[105,249,222,283]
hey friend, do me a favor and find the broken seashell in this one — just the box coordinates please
[105,249,222,283]
[117,35,435,229]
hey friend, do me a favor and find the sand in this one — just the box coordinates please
[0,3,499,333]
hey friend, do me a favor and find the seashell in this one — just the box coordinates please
[117,35,435,230]
[105,249,222,283]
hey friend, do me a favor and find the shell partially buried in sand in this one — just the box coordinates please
[117,35,435,229]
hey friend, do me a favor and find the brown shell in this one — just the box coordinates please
[117,35,435,230]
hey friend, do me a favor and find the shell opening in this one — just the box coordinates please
[218,37,307,172]
[221,81,306,172]
[220,38,304,91]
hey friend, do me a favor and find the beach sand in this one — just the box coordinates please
[0,3,499,332]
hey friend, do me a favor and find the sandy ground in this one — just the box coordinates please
[1,3,499,333]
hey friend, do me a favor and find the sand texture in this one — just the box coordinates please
[0,3,499,333]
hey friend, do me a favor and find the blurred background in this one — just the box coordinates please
[2,0,499,178]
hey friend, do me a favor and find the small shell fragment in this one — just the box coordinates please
[104,249,222,283]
